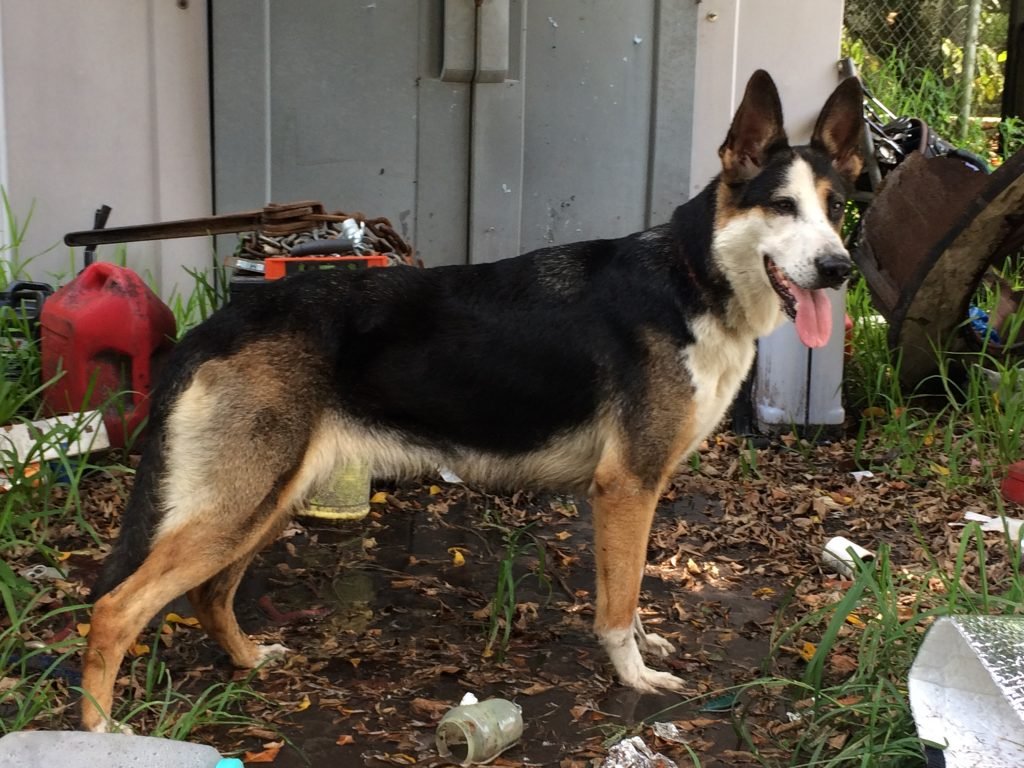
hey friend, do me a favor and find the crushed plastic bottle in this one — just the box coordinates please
[0,731,244,768]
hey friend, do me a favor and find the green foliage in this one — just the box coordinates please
[941,36,1006,116]
[843,1,1014,158]
[998,116,1024,160]
[0,589,83,733]
[845,39,990,156]
[0,190,40,287]
[106,627,267,738]
[481,515,552,661]
[167,261,230,332]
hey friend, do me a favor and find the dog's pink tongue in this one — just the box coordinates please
[790,285,832,348]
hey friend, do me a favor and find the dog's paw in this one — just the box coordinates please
[620,665,688,694]
[601,627,686,694]
[254,643,290,665]
[631,611,676,658]
[90,718,134,735]
[636,631,675,658]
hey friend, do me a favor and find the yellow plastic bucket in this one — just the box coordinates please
[302,460,371,521]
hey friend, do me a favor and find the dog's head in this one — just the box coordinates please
[714,70,863,348]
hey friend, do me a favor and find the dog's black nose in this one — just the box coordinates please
[816,253,852,287]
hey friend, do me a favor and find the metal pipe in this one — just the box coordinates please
[960,0,983,140]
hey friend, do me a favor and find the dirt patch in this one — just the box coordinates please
[211,485,784,767]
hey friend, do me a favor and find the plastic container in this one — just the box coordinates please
[0,731,243,768]
[1000,461,1024,505]
[753,283,847,432]
[303,460,372,521]
[435,698,523,766]
[40,262,176,448]
[264,254,389,280]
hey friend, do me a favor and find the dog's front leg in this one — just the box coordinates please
[590,462,685,694]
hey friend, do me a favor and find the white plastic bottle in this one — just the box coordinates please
[0,731,244,768]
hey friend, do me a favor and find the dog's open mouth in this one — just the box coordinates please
[764,256,833,349]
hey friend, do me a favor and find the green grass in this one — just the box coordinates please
[480,507,552,662]
[0,590,83,733]
[166,262,230,331]
[628,525,1021,767]
[103,626,268,739]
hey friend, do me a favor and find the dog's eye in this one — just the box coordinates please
[771,198,797,216]
[829,199,845,219]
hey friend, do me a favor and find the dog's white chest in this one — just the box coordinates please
[679,316,757,456]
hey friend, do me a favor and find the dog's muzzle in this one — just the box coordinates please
[814,252,852,290]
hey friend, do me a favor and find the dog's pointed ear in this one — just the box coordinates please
[811,76,864,184]
[719,70,788,184]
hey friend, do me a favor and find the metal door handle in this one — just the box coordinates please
[441,0,475,82]
[441,0,509,83]
[475,0,509,83]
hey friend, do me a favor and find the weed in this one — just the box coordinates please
[842,32,1000,160]
[104,624,267,738]
[0,587,84,733]
[998,116,1024,161]
[166,259,230,331]
[843,273,895,416]
[482,520,552,661]
[0,190,42,285]
[738,437,763,479]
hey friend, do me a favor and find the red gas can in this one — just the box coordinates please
[40,262,177,448]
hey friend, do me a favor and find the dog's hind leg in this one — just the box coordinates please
[186,522,291,670]
[82,520,259,732]
[590,454,686,694]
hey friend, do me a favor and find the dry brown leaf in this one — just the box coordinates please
[243,741,283,763]
[829,653,859,675]
[827,732,849,749]
[410,697,449,719]
[519,682,553,696]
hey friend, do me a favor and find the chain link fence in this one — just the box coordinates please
[844,0,1011,151]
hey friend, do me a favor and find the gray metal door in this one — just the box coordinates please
[211,1,697,267]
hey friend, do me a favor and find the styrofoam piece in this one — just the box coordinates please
[0,730,233,768]
[908,616,1024,767]
[0,411,110,464]
[962,510,1024,540]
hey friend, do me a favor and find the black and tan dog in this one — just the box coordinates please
[82,70,862,731]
